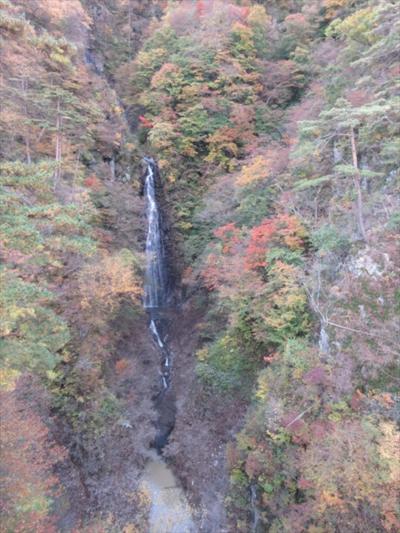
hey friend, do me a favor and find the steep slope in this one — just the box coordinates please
[1,0,399,532]
[120,1,400,531]
[0,0,162,530]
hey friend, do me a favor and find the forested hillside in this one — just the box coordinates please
[0,0,399,532]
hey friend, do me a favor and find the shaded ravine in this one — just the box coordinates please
[143,157,175,449]
[142,157,195,532]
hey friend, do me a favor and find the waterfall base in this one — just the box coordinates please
[152,389,176,452]
[147,310,176,453]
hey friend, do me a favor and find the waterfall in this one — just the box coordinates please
[141,159,195,531]
[144,157,169,309]
[143,157,172,397]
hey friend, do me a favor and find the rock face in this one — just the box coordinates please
[83,0,163,76]
[348,247,392,278]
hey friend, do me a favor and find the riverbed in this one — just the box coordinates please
[141,453,195,533]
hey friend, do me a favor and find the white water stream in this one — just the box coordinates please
[143,157,169,310]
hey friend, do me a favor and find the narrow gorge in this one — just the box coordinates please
[141,157,195,532]
[1,1,399,532]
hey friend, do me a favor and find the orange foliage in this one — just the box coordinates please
[201,252,220,291]
[138,115,153,128]
[229,104,256,145]
[84,175,102,190]
[202,249,255,296]
[285,13,308,30]
[202,222,263,297]
[300,418,400,527]
[115,358,130,375]
[245,215,306,270]
[245,220,277,269]
[78,252,142,326]
[236,144,289,187]
[213,222,241,253]
[345,88,372,107]
[227,4,250,21]
[0,388,65,532]
[196,0,206,18]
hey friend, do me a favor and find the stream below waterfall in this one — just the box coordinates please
[141,452,195,533]
[141,158,195,532]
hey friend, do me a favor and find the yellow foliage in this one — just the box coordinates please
[333,7,378,45]
[236,155,269,186]
[158,159,169,169]
[302,417,399,521]
[323,0,352,19]
[255,369,269,400]
[196,347,209,362]
[49,52,71,66]
[378,421,400,483]
[123,525,139,533]
[78,251,142,320]
[148,121,178,152]
[320,490,345,509]
[248,5,271,28]
[0,368,19,391]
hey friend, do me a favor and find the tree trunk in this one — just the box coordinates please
[21,78,31,164]
[54,97,62,190]
[128,3,133,58]
[350,126,368,242]
[25,136,32,165]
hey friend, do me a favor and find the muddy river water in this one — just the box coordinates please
[141,453,195,533]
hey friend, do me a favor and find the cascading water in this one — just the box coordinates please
[143,157,171,393]
[144,156,169,310]
[143,157,176,440]
[141,158,195,532]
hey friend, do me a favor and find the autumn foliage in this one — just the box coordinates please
[245,215,306,270]
[78,250,142,327]
[1,0,399,531]
[0,387,66,533]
